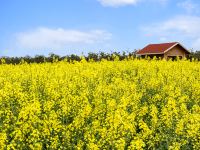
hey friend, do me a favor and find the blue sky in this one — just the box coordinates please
[1,0,200,56]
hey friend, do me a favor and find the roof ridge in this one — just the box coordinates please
[148,42,178,45]
[136,42,185,55]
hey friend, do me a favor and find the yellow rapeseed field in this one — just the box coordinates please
[0,58,199,149]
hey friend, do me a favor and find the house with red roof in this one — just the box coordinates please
[136,42,190,60]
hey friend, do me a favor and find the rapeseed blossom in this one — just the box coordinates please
[0,58,199,149]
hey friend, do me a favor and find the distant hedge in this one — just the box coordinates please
[0,50,199,64]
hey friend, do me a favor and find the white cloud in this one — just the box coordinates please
[141,15,200,49]
[97,0,140,7]
[192,38,200,49]
[15,27,112,50]
[97,0,169,7]
[177,0,199,13]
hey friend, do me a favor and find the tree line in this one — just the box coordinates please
[0,50,200,64]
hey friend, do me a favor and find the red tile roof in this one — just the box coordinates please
[137,42,179,55]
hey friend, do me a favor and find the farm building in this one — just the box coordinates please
[136,42,190,60]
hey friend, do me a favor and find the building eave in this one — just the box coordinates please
[164,42,191,54]
[136,53,164,55]
[163,42,179,53]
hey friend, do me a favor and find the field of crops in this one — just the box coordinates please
[0,58,199,149]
